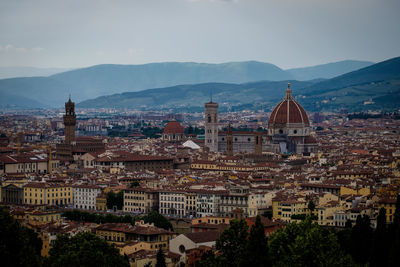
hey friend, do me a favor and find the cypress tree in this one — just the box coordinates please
[246,216,269,267]
[371,208,388,267]
[155,247,166,267]
[388,195,400,267]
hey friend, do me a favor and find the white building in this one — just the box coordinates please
[169,232,219,264]
[159,190,186,218]
[196,191,221,217]
[73,185,102,210]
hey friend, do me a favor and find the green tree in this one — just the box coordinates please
[45,232,129,267]
[268,217,354,267]
[195,250,222,267]
[262,210,272,219]
[308,200,315,213]
[216,219,248,267]
[155,247,166,267]
[349,215,372,265]
[371,208,388,267]
[0,207,43,267]
[388,195,400,266]
[142,211,173,231]
[246,216,269,266]
[106,190,124,210]
[130,181,140,188]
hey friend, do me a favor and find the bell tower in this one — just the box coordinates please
[204,101,219,152]
[226,123,233,156]
[63,96,76,145]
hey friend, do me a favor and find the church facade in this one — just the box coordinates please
[204,83,318,155]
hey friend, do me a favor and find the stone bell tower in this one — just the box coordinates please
[204,101,219,152]
[63,96,76,145]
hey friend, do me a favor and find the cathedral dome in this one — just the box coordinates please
[268,83,310,128]
[163,121,184,134]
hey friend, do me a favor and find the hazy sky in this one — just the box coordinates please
[0,0,399,69]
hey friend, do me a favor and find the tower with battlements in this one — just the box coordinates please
[63,97,76,145]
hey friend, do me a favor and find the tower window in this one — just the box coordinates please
[294,130,297,134]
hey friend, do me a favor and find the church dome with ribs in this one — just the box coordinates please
[163,121,184,134]
[268,83,310,127]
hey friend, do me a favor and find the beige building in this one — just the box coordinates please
[123,187,159,214]
[0,155,56,174]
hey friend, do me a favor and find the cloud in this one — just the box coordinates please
[127,48,144,57]
[32,47,45,52]
[0,44,44,53]
[95,50,105,56]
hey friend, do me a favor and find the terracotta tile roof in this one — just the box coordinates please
[184,231,220,243]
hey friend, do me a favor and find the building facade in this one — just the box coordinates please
[204,101,219,152]
[73,185,102,210]
[159,191,186,218]
[23,182,72,206]
[123,187,159,213]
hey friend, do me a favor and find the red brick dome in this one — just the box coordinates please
[268,83,310,127]
[163,121,184,134]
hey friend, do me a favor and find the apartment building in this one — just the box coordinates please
[24,182,72,206]
[123,187,159,214]
[73,184,102,210]
[159,190,186,218]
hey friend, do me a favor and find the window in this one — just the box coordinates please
[179,245,186,253]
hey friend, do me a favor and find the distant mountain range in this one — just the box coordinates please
[78,57,400,112]
[0,66,71,79]
[286,60,373,80]
[0,60,374,109]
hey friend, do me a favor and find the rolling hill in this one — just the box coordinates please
[0,60,377,108]
[286,60,374,80]
[77,80,317,111]
[78,57,400,112]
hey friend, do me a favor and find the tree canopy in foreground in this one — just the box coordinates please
[45,232,129,267]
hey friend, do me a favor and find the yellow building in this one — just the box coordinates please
[96,193,107,211]
[340,186,371,197]
[23,182,72,206]
[191,216,232,225]
[39,231,51,257]
[116,240,151,255]
[272,198,307,222]
[123,187,159,213]
[316,203,342,226]
[185,192,197,217]
[26,210,62,225]
[95,221,174,250]
[378,197,397,223]
[11,208,61,225]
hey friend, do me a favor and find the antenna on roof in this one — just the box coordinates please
[210,89,213,102]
